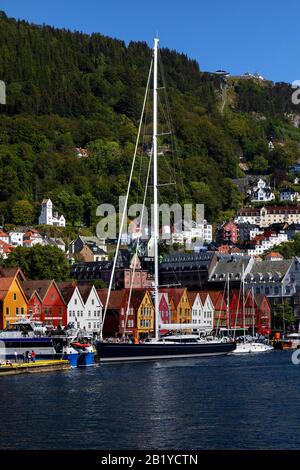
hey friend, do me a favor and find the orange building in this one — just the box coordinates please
[0,277,28,329]
[160,288,191,324]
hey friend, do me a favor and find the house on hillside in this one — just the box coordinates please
[0,240,13,259]
[0,230,9,244]
[247,179,275,203]
[280,188,300,202]
[23,229,43,247]
[38,199,65,227]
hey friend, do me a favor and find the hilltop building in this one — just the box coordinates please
[235,206,300,228]
[247,179,275,203]
[38,199,66,227]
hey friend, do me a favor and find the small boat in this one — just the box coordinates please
[285,333,300,349]
[230,274,273,354]
[71,341,95,367]
[231,340,273,354]
[0,319,94,367]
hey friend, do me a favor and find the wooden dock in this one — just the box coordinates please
[0,360,71,376]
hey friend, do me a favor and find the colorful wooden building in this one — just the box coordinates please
[21,280,67,327]
[0,277,28,329]
[160,288,192,324]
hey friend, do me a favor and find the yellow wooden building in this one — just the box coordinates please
[132,289,154,337]
[0,276,28,329]
[161,288,192,324]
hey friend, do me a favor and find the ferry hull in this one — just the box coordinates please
[77,351,95,367]
[96,341,236,363]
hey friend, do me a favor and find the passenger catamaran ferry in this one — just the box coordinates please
[96,38,236,362]
[0,319,95,367]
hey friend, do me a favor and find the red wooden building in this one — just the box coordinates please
[98,289,135,337]
[229,289,271,332]
[158,291,172,325]
[21,280,67,327]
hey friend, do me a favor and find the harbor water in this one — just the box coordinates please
[0,350,300,450]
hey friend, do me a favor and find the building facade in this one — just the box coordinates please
[235,206,300,228]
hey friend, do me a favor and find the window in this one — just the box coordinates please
[74,298,77,305]
[92,299,94,305]
[16,307,19,315]
[6,307,9,316]
[13,293,17,301]
[88,322,91,329]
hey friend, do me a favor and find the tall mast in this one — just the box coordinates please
[153,38,160,341]
[252,286,255,338]
[226,273,230,329]
[242,264,245,342]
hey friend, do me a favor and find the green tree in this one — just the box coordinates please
[93,279,106,289]
[4,245,70,281]
[273,301,295,330]
[11,200,34,225]
[251,155,269,174]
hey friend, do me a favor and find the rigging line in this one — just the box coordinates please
[233,282,243,338]
[216,280,227,331]
[157,54,185,292]
[101,58,154,339]
[123,149,153,337]
[158,50,185,201]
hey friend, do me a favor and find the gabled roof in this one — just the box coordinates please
[210,257,251,281]
[187,291,199,306]
[0,277,15,301]
[98,289,127,310]
[265,252,284,259]
[78,284,93,303]
[199,292,209,305]
[206,291,226,309]
[130,289,151,310]
[21,280,63,303]
[57,282,78,304]
[249,259,292,278]
[0,266,26,281]
[0,240,13,253]
[160,288,186,308]
[254,294,269,308]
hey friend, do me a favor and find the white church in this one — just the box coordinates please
[38,199,66,227]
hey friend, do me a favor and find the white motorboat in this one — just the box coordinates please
[231,341,273,354]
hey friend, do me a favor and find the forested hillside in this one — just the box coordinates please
[0,10,300,229]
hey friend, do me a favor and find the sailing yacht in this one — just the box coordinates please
[95,38,236,362]
[231,277,273,354]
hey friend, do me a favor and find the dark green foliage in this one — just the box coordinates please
[0,13,300,226]
[4,245,70,280]
[276,233,300,259]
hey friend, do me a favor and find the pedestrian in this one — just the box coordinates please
[14,351,18,363]
[31,350,36,363]
[25,350,29,363]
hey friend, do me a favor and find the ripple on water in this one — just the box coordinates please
[0,351,299,449]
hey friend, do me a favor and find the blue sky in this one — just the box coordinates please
[1,0,299,83]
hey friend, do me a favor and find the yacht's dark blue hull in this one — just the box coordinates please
[96,341,236,363]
